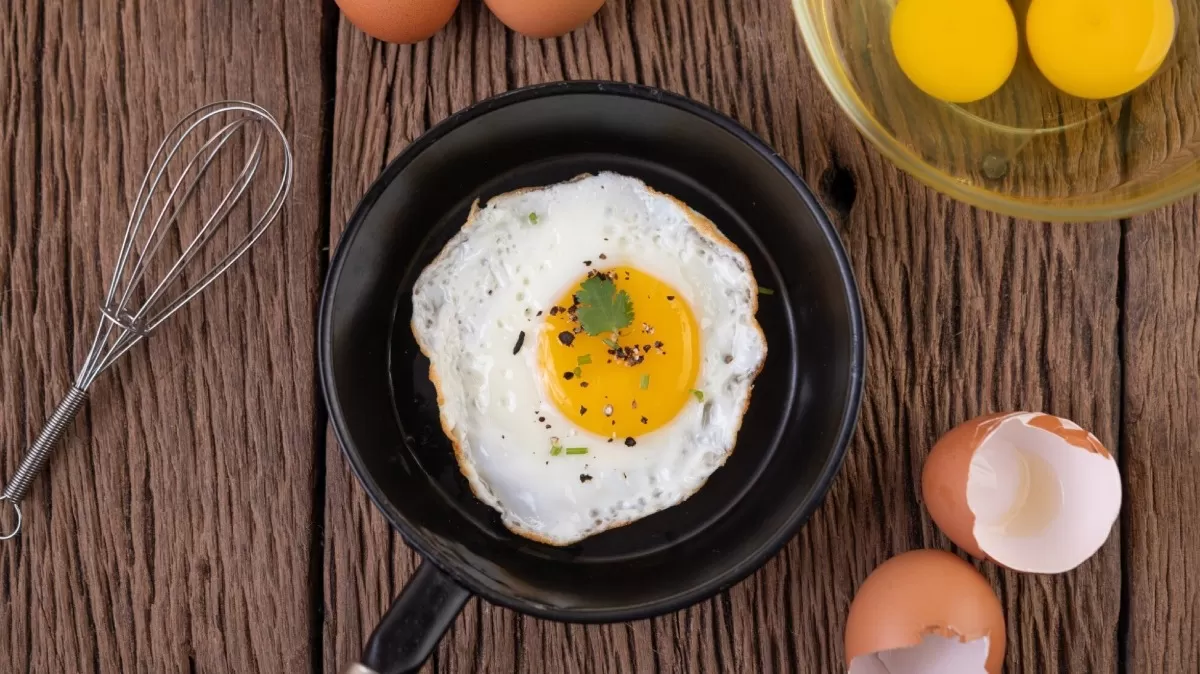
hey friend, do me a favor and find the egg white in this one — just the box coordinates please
[411,173,766,545]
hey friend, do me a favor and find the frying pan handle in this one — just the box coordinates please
[348,560,472,674]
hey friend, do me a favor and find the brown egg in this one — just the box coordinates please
[922,412,1121,574]
[336,0,459,44]
[485,0,606,38]
[845,550,1006,674]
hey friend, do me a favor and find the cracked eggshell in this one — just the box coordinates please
[845,550,1005,674]
[922,412,1121,574]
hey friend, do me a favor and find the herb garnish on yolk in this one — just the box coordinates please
[539,265,700,439]
[575,273,634,340]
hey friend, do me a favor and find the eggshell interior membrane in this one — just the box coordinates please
[844,550,1005,674]
[965,413,1121,573]
[849,634,989,674]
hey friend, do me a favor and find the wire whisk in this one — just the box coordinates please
[0,101,293,540]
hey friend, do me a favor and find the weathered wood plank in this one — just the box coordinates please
[792,50,1123,673]
[1116,7,1199,667]
[0,0,326,671]
[324,1,1123,673]
[1123,198,1200,672]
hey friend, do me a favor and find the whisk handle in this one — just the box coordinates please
[0,386,89,540]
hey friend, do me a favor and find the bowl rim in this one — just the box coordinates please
[792,0,1200,222]
[319,80,867,622]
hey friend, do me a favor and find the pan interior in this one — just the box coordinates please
[390,154,796,565]
[324,86,861,619]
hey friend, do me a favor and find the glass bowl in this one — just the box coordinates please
[793,0,1199,221]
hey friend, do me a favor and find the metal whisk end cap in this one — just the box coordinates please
[0,496,21,541]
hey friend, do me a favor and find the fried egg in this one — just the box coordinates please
[411,172,766,545]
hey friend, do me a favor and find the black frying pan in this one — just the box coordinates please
[319,82,864,674]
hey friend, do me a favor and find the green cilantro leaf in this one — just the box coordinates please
[575,275,634,337]
[528,212,539,224]
[691,389,705,402]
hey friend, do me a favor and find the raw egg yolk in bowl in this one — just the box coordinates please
[1026,0,1177,100]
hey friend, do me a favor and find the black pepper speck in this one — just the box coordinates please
[579,474,593,483]
[558,331,575,346]
[625,437,637,447]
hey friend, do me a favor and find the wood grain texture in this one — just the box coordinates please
[0,1,326,672]
[0,0,1190,671]
[323,1,1124,672]
[1123,197,1200,672]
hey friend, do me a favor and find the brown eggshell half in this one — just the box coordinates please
[921,412,1018,560]
[845,550,1006,674]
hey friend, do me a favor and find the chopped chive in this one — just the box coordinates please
[757,286,775,295]
[603,337,620,350]
[528,212,539,224]
[640,374,650,390]
[577,354,592,365]
[573,366,582,377]
[550,445,563,456]
[565,447,588,455]
[692,389,705,402]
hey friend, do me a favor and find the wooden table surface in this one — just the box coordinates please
[1,0,1197,672]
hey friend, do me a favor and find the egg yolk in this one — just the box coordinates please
[538,266,700,440]
[890,0,1019,103]
[1027,0,1176,100]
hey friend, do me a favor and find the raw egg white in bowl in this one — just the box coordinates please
[411,173,767,546]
